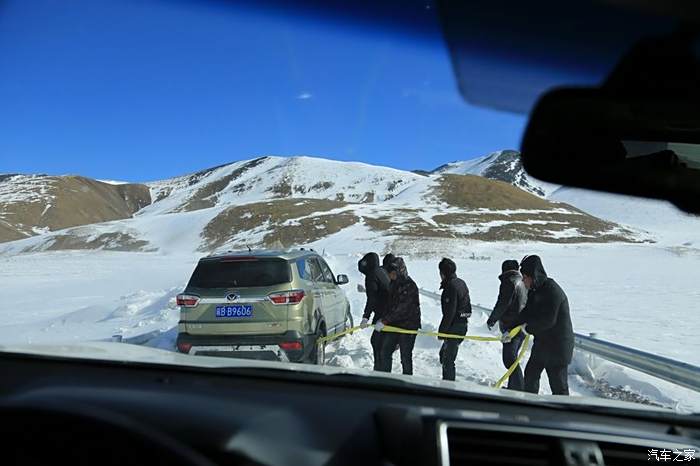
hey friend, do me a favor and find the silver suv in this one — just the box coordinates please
[176,249,352,364]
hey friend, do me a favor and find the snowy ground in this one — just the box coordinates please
[2,237,699,413]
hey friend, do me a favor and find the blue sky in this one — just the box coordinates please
[0,0,526,182]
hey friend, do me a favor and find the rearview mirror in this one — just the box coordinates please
[522,31,700,214]
[336,274,349,285]
[521,88,700,214]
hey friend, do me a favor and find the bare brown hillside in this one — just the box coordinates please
[203,198,355,250]
[433,174,553,210]
[200,174,641,252]
[0,175,151,243]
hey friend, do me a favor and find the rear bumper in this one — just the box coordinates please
[176,331,316,363]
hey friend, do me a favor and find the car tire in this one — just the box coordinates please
[308,323,326,365]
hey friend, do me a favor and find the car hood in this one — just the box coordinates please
[0,341,676,415]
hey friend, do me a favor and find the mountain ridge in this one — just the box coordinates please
[0,155,645,256]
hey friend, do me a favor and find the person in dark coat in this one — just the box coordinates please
[358,252,391,371]
[437,258,472,381]
[511,255,574,395]
[377,257,421,375]
[486,260,528,390]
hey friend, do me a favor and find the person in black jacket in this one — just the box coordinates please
[377,257,421,375]
[437,258,471,381]
[358,252,392,371]
[486,260,528,390]
[511,255,574,395]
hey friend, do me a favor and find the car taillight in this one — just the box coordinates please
[177,342,193,354]
[279,341,302,351]
[176,294,200,307]
[268,290,305,305]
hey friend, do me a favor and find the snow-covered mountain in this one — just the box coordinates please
[433,150,560,197]
[144,156,422,215]
[0,155,642,255]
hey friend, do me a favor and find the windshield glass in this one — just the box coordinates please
[1,0,699,414]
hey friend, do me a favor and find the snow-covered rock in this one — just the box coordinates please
[432,150,560,197]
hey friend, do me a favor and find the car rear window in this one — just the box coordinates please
[187,259,291,288]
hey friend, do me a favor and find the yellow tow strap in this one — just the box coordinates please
[318,324,522,345]
[493,333,531,389]
[317,324,531,389]
[316,325,364,344]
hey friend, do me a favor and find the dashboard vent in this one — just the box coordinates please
[440,422,699,466]
[598,441,650,466]
[444,426,556,466]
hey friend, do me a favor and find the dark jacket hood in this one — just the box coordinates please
[382,253,396,270]
[358,252,380,276]
[439,258,457,289]
[520,255,548,289]
[393,257,408,279]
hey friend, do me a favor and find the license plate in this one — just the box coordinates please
[215,305,253,318]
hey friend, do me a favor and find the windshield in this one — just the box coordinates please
[1,0,699,415]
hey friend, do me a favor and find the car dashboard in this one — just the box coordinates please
[0,350,698,466]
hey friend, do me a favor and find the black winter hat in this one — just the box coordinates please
[501,259,519,273]
[438,258,457,277]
